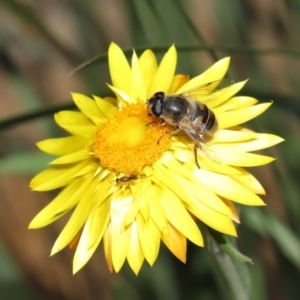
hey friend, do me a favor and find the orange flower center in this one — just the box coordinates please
[93,103,171,175]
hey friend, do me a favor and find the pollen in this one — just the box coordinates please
[93,103,171,175]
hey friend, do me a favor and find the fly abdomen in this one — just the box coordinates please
[192,103,218,134]
[204,107,218,134]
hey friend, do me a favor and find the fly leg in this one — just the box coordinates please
[157,127,180,144]
[194,144,201,169]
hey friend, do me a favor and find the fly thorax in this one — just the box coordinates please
[163,97,189,122]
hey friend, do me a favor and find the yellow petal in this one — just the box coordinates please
[110,191,132,272]
[173,149,194,164]
[171,144,240,176]
[73,181,111,273]
[103,224,113,273]
[139,218,161,266]
[187,198,237,236]
[108,84,134,105]
[220,198,240,223]
[218,102,272,129]
[69,229,82,250]
[212,129,258,143]
[29,175,92,228]
[147,183,168,235]
[159,155,231,215]
[37,136,89,156]
[216,134,284,152]
[103,96,117,106]
[49,149,90,165]
[30,159,97,191]
[140,202,150,225]
[148,45,177,96]
[204,80,248,109]
[127,220,144,275]
[108,42,132,95]
[195,155,245,176]
[159,186,203,246]
[72,93,104,123]
[231,168,266,195]
[194,169,266,206]
[93,96,117,119]
[30,166,71,191]
[170,74,190,93]
[153,159,193,205]
[130,51,146,101]
[173,172,231,216]
[124,182,147,226]
[54,111,98,136]
[139,49,158,94]
[214,96,258,114]
[176,57,230,93]
[161,223,187,263]
[217,148,275,166]
[51,184,96,255]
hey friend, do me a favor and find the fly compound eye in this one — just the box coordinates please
[148,92,165,117]
[153,102,163,116]
[154,91,165,99]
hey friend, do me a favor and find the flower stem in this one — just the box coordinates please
[0,103,75,131]
[205,229,250,300]
[68,44,300,76]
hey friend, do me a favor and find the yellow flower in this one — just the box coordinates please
[29,43,284,275]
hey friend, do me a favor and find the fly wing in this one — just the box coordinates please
[177,120,221,164]
[180,79,235,103]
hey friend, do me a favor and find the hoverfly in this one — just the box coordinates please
[147,79,234,167]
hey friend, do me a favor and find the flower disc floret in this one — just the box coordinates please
[93,103,171,174]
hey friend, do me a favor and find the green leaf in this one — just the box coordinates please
[221,237,253,265]
[265,212,300,269]
[241,207,269,236]
[243,208,300,270]
[0,152,54,175]
[205,228,251,300]
[130,0,165,44]
[208,228,253,264]
[1,0,79,60]
[0,241,37,300]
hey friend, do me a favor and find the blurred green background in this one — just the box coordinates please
[0,0,299,299]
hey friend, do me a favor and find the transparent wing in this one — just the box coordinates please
[177,121,221,164]
[180,79,235,102]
